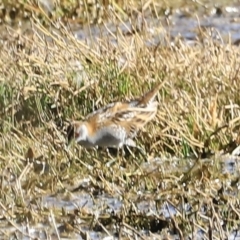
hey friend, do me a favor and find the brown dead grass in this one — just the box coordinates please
[0,2,240,239]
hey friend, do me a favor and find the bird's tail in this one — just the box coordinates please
[138,79,167,106]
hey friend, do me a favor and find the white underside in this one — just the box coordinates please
[77,135,136,149]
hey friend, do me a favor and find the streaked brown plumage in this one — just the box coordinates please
[67,82,165,148]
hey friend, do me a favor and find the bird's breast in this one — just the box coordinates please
[88,125,127,147]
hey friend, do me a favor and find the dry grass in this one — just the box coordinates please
[0,1,240,239]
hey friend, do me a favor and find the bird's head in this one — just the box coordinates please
[67,121,88,145]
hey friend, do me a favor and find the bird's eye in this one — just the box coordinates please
[75,132,80,138]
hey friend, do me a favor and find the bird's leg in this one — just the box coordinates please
[136,145,147,157]
[125,145,134,157]
[118,147,125,158]
[105,147,117,167]
[126,144,147,162]
[124,138,147,159]
[106,145,127,166]
[106,147,114,158]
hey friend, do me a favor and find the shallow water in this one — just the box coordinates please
[73,3,240,45]
[2,154,239,240]
[49,155,240,239]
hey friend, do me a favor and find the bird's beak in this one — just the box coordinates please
[66,124,74,145]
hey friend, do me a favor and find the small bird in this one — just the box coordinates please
[67,81,165,149]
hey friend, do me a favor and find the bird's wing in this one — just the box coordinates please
[135,82,163,106]
[85,101,133,134]
[86,81,165,121]
[85,81,165,136]
[112,107,158,137]
[88,105,158,138]
[86,102,129,123]
[86,102,130,120]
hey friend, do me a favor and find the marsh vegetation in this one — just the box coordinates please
[1,0,240,239]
